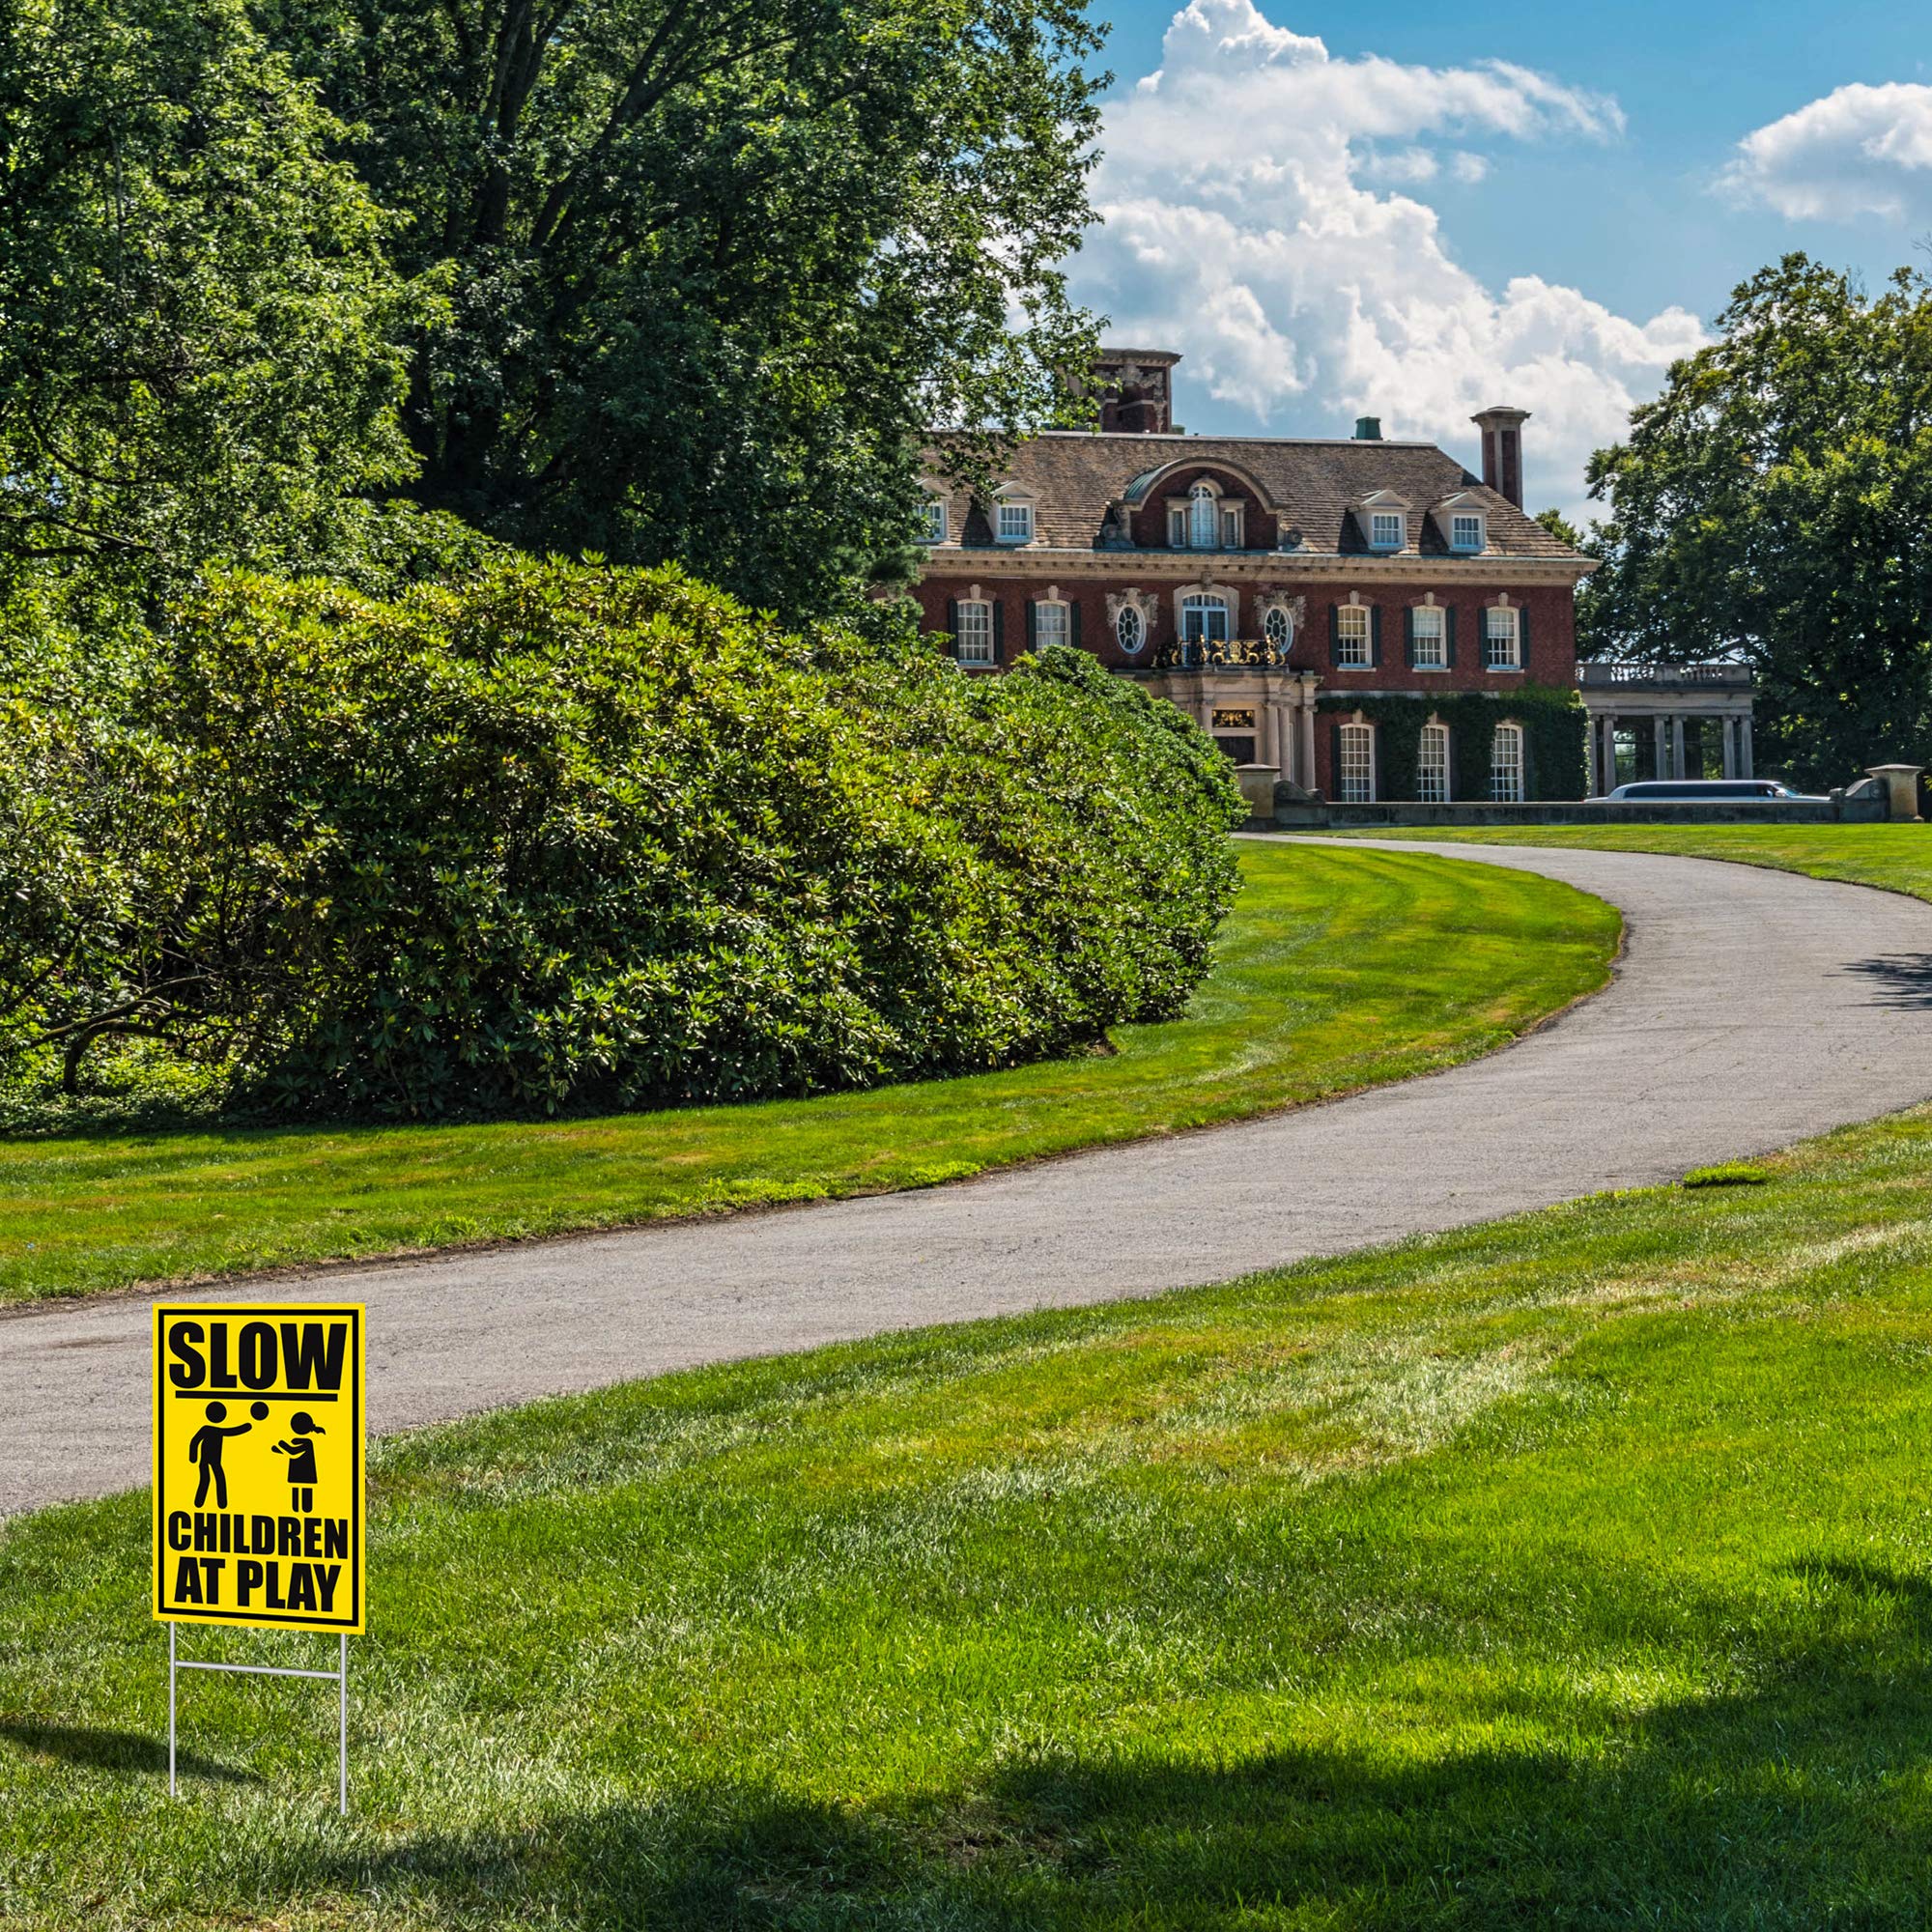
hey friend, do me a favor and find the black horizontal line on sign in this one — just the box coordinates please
[165,1390,341,1402]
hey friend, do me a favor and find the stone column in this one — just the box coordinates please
[1741,716,1753,779]
[1866,764,1924,822]
[1720,717,1736,779]
[1299,695,1318,796]
[1653,716,1667,782]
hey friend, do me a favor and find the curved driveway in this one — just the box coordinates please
[9,838,1932,1517]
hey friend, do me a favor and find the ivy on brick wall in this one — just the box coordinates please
[1315,686,1587,802]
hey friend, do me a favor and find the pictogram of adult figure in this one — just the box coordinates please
[187,1402,253,1509]
[271,1412,325,1512]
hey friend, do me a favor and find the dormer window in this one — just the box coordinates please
[995,499,1034,544]
[1161,475,1243,549]
[921,497,948,544]
[1189,483,1216,549]
[1370,511,1405,552]
[1449,512,1485,554]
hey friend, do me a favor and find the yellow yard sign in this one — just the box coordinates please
[153,1303,365,1634]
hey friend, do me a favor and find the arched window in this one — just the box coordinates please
[1491,723,1524,801]
[1263,605,1293,656]
[1337,722,1375,803]
[1116,604,1146,654]
[1189,483,1217,549]
[1417,723,1449,803]
[1180,593,1230,644]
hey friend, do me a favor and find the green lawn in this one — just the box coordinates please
[1321,819,1932,902]
[0,842,1616,1306]
[10,1103,1932,1926]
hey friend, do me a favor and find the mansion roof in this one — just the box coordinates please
[926,430,1583,562]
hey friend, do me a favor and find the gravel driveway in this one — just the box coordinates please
[8,838,1932,1517]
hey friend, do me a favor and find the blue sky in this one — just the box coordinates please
[1065,0,1932,517]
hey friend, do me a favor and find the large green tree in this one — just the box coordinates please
[1580,255,1932,788]
[0,0,419,581]
[264,0,1105,616]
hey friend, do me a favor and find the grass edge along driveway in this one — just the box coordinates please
[1320,819,1932,904]
[8,1103,1932,1925]
[0,842,1617,1307]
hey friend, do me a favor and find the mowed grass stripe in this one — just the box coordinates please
[8,1106,1932,1924]
[0,843,1617,1305]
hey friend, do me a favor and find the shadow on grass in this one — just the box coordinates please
[253,1559,1932,1929]
[0,1719,260,1785]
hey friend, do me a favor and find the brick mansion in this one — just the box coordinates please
[913,350,1593,803]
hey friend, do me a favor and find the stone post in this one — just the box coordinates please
[1866,764,1924,822]
[1721,717,1736,779]
[1741,717,1753,778]
[1299,697,1317,797]
[1234,764,1281,824]
[1653,716,1667,781]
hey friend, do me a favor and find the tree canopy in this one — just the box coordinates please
[0,0,421,583]
[263,0,1107,617]
[1579,254,1932,788]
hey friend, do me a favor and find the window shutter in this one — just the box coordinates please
[1445,605,1458,668]
[1518,605,1531,662]
[1329,718,1342,798]
[1025,601,1037,652]
[947,598,960,655]
[1403,607,1416,669]
[1069,600,1082,652]
[992,600,1006,664]
[1522,724,1538,801]
[1445,726,1460,802]
[1328,603,1341,667]
[1370,606,1383,668]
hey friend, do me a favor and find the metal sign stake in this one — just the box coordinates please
[165,1631,352,1813]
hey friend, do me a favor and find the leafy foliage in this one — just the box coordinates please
[0,0,422,582]
[263,0,1109,619]
[1580,254,1932,789]
[0,561,1241,1119]
[1316,688,1587,803]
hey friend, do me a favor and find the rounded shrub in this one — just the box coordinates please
[2,558,1243,1118]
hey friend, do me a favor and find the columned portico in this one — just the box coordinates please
[1146,662,1322,789]
[1579,662,1755,791]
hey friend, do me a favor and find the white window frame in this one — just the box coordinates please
[1188,483,1217,549]
[1491,722,1524,802]
[1484,605,1520,670]
[955,600,995,666]
[1180,592,1231,644]
[1411,604,1446,670]
[1370,510,1405,552]
[921,497,948,544]
[1263,606,1293,656]
[995,498,1034,545]
[1336,603,1371,668]
[1449,512,1485,554]
[1337,721,1376,803]
[1033,598,1069,650]
[1417,722,1449,804]
[1116,603,1146,655]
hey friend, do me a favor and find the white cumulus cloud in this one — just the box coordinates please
[1722,82,1932,221]
[1073,0,1704,519]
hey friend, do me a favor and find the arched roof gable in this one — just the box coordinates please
[1121,454,1284,509]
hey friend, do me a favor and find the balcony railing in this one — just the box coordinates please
[1578,661,1753,691]
[1151,637,1292,670]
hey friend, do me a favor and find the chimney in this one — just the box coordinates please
[1076,348,1181,434]
[1353,415,1381,440]
[1471,406,1530,509]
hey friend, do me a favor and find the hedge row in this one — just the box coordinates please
[0,560,1245,1120]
